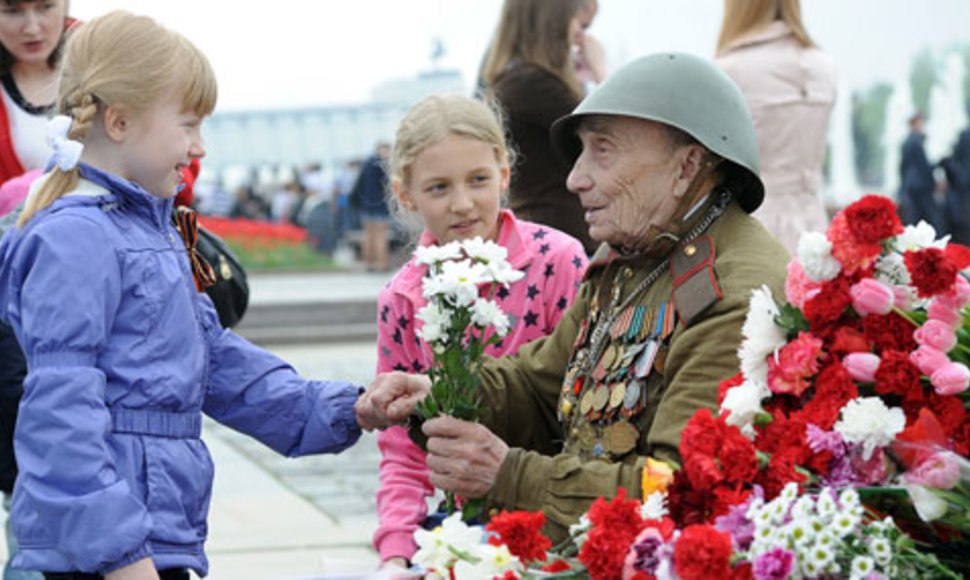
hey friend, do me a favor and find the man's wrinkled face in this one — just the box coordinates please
[566,116,692,252]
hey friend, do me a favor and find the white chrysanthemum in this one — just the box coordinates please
[745,496,765,519]
[790,495,816,520]
[834,397,906,460]
[416,303,451,344]
[839,488,861,510]
[850,555,877,580]
[471,298,510,335]
[719,379,769,438]
[779,482,800,503]
[894,221,948,252]
[461,236,508,264]
[798,232,842,281]
[903,482,949,522]
[868,536,893,566]
[768,498,791,525]
[815,489,838,518]
[786,518,816,547]
[832,510,859,537]
[640,491,669,521]
[413,523,456,570]
[429,260,488,306]
[454,544,520,578]
[416,241,463,266]
[481,257,525,286]
[738,286,787,384]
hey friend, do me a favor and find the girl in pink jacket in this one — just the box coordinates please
[373,94,588,569]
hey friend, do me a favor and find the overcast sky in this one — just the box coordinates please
[70,0,969,112]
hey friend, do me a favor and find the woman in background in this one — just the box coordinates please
[716,0,837,254]
[482,0,602,255]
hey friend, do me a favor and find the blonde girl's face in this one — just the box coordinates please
[0,0,67,67]
[397,134,509,245]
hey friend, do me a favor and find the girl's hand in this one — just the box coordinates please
[104,557,159,580]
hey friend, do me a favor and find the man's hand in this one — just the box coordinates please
[355,372,431,431]
[423,416,509,499]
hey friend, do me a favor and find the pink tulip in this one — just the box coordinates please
[850,278,895,317]
[843,352,880,382]
[892,284,915,310]
[938,274,970,309]
[927,300,962,329]
[931,362,970,395]
[914,319,958,353]
[906,451,962,490]
[910,346,950,376]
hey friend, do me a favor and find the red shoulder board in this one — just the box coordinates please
[670,236,722,328]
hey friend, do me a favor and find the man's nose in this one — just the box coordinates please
[566,160,592,194]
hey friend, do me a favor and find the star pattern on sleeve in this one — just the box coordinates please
[532,228,548,240]
[380,304,391,324]
[496,286,510,301]
[557,296,569,311]
[397,315,410,329]
[572,255,584,269]
[527,284,539,300]
[411,360,424,372]
[392,327,403,345]
[539,243,550,255]
[523,311,539,327]
[393,362,408,371]
[544,264,555,278]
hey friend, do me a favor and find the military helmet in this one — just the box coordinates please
[551,52,764,213]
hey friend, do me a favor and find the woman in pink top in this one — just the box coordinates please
[716,0,837,255]
[373,94,588,569]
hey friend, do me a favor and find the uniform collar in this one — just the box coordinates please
[721,20,792,53]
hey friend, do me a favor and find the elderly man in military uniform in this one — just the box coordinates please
[357,52,789,542]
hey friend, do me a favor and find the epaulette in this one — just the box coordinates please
[582,242,617,281]
[670,236,721,327]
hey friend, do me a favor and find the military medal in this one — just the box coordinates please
[604,421,639,455]
[654,345,668,374]
[580,388,596,415]
[623,380,641,410]
[634,341,658,378]
[609,381,627,410]
[592,384,610,412]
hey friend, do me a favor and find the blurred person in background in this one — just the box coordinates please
[898,112,942,230]
[481,0,603,255]
[352,142,391,271]
[0,2,73,578]
[716,0,836,255]
[940,106,970,244]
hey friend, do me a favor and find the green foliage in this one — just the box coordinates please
[910,48,938,117]
[223,239,336,272]
[775,302,810,338]
[852,83,894,186]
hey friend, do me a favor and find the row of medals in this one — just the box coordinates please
[558,298,673,461]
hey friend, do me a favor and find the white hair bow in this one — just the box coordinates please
[47,115,84,171]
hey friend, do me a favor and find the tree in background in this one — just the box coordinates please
[852,83,893,186]
[910,48,938,116]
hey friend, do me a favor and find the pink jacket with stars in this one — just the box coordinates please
[373,209,588,562]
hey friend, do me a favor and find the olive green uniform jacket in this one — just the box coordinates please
[475,200,789,541]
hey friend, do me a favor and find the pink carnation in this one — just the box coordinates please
[850,278,895,317]
[938,275,970,310]
[785,259,823,309]
[843,352,880,382]
[914,319,958,353]
[927,300,963,329]
[767,332,824,396]
[910,346,950,376]
[930,362,970,395]
[906,452,962,490]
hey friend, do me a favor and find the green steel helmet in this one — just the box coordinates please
[551,51,764,212]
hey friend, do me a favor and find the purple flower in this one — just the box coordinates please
[752,548,795,580]
[715,488,761,551]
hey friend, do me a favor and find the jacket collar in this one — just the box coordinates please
[397,209,533,305]
[76,163,174,229]
[721,20,792,53]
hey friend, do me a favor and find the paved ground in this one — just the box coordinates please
[0,272,415,579]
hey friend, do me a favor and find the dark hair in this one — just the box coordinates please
[0,0,70,74]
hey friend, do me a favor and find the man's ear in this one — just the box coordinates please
[672,145,707,200]
[102,105,132,143]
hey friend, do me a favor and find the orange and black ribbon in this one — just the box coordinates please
[173,206,217,292]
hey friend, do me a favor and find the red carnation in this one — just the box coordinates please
[666,470,714,526]
[755,412,809,463]
[711,484,753,520]
[673,524,734,579]
[719,430,759,485]
[861,312,918,353]
[828,326,870,355]
[541,559,573,573]
[843,195,904,244]
[945,243,970,269]
[756,449,807,500]
[874,350,923,402]
[794,361,858,429]
[904,248,959,298]
[486,510,551,564]
[827,212,883,274]
[803,277,851,332]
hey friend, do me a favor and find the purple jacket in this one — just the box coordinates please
[0,164,361,575]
